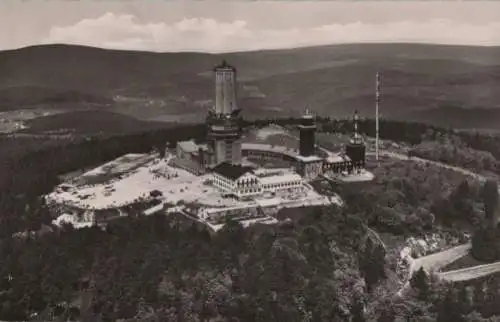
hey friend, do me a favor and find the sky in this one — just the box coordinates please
[2,1,500,53]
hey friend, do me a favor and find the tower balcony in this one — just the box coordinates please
[298,124,316,130]
[299,118,315,127]
[208,125,242,139]
[206,112,242,125]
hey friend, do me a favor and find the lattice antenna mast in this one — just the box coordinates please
[376,72,381,161]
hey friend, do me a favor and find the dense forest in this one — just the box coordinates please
[339,161,484,236]
[0,204,383,321]
[471,180,500,262]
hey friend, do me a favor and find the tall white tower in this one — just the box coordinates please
[214,60,238,115]
[207,60,243,166]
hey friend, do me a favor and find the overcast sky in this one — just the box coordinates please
[2,1,500,53]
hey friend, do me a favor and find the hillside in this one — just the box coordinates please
[1,43,500,130]
[0,86,113,110]
[408,106,500,129]
[20,110,172,136]
[1,121,496,321]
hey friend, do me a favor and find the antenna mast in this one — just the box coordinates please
[376,72,380,161]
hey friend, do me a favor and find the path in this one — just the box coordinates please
[397,243,471,297]
[440,260,500,282]
[367,150,486,181]
[413,243,472,275]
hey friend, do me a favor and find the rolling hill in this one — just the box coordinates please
[1,43,500,130]
[0,85,113,110]
[20,110,171,136]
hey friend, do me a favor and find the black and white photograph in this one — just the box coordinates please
[1,0,500,321]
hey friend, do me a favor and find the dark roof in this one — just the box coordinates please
[211,162,253,180]
[213,59,236,71]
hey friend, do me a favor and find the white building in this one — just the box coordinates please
[257,171,303,194]
[210,162,304,200]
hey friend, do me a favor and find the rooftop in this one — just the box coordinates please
[213,60,236,71]
[211,162,255,180]
[326,154,351,163]
[259,172,302,186]
[252,167,292,176]
[295,154,323,163]
[242,142,299,158]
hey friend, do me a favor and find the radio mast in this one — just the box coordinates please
[376,72,380,161]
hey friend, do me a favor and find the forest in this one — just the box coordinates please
[2,118,500,320]
[0,203,381,321]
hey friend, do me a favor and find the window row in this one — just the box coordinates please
[262,180,301,190]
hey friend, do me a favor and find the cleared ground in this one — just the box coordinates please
[71,153,156,186]
[47,153,334,216]
[48,155,240,210]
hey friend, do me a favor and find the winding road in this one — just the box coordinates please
[370,149,500,294]
[367,150,487,182]
[440,260,500,282]
[397,243,472,296]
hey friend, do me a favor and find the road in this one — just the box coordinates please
[413,243,472,274]
[367,150,486,181]
[440,260,500,282]
[397,243,472,297]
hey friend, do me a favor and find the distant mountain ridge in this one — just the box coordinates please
[1,43,500,130]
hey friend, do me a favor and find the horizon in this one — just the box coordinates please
[6,42,500,56]
[2,1,500,53]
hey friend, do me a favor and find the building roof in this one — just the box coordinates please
[242,142,299,158]
[211,162,254,180]
[326,154,351,163]
[296,154,323,163]
[259,172,302,186]
[253,167,292,176]
[213,60,236,71]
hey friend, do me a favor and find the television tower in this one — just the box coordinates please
[375,72,381,161]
